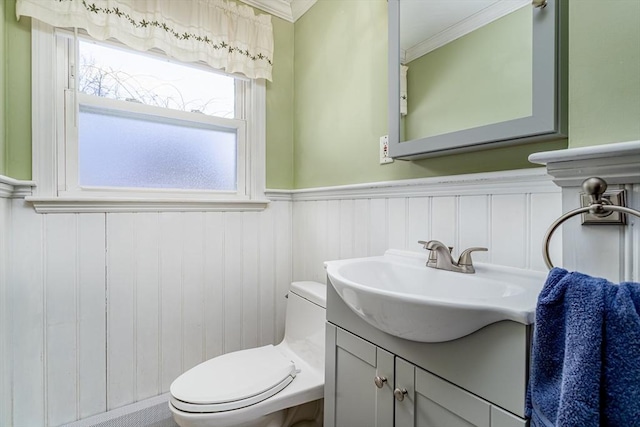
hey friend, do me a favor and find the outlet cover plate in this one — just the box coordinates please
[380,135,394,164]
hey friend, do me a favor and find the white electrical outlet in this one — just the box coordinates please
[379,135,394,164]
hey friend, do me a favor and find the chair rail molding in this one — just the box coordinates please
[0,176,36,199]
[268,168,557,202]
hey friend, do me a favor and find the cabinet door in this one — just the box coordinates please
[326,325,394,427]
[395,358,491,427]
[491,406,528,427]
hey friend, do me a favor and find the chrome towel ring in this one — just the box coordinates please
[543,177,640,270]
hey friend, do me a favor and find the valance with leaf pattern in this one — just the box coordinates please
[16,0,274,80]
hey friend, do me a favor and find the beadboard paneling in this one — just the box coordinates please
[203,213,225,359]
[77,214,107,419]
[132,213,160,402]
[529,193,563,272]
[368,198,388,256]
[183,212,207,373]
[11,201,46,425]
[42,213,106,424]
[45,214,80,426]
[406,197,429,252]
[0,198,10,427]
[387,198,406,253]
[242,212,260,350]
[273,202,293,342]
[491,194,527,268]
[223,212,244,354]
[258,207,275,347]
[292,186,563,281]
[631,184,640,282]
[458,196,489,264]
[107,214,137,410]
[4,167,639,427]
[8,202,293,426]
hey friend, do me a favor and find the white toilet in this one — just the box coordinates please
[169,281,326,427]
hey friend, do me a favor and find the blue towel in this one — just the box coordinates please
[526,268,640,427]
[603,281,640,425]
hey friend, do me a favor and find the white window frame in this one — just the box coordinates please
[28,20,268,213]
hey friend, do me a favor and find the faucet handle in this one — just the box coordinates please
[419,240,453,267]
[457,247,488,266]
[418,241,437,266]
[417,240,453,252]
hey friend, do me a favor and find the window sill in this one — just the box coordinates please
[25,196,270,213]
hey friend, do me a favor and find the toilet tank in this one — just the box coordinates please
[283,281,326,371]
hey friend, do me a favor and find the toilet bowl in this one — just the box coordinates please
[169,281,326,427]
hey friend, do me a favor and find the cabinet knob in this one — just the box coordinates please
[394,387,408,401]
[374,376,387,388]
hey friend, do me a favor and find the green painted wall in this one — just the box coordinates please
[293,0,563,189]
[266,17,295,189]
[0,1,5,176]
[405,6,532,141]
[568,0,640,147]
[3,1,639,187]
[4,0,31,180]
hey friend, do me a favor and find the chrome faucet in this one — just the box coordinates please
[418,240,487,274]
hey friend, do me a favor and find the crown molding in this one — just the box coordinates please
[0,175,36,199]
[404,0,528,63]
[529,140,640,186]
[289,0,316,22]
[240,0,317,23]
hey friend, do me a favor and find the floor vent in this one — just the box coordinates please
[63,393,178,427]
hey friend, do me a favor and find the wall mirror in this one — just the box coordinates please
[388,0,567,159]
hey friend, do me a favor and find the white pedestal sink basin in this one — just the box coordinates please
[325,249,547,342]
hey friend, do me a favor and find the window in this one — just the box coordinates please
[29,22,267,212]
[68,37,246,195]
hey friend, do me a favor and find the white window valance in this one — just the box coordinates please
[16,0,274,81]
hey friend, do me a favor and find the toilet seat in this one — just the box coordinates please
[170,345,298,413]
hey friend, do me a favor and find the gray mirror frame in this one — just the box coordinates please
[388,0,567,160]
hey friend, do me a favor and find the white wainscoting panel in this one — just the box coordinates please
[0,197,10,427]
[8,201,293,426]
[292,171,563,283]
[631,184,640,282]
[4,163,637,427]
[11,200,46,426]
[77,215,108,419]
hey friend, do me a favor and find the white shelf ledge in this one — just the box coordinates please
[529,140,640,186]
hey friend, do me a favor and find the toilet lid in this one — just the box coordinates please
[170,345,297,413]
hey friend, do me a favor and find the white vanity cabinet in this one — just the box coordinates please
[395,355,527,427]
[324,281,530,427]
[328,326,395,427]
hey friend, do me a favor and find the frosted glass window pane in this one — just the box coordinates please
[78,107,237,191]
[78,40,235,118]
